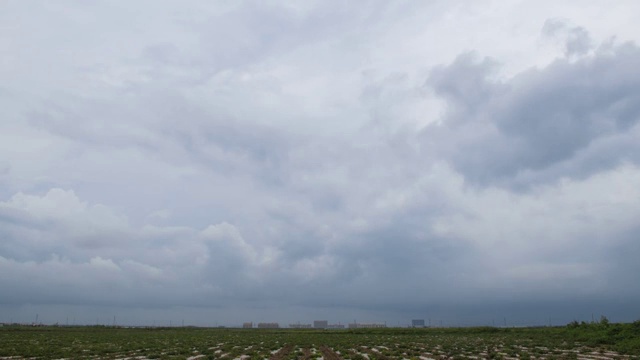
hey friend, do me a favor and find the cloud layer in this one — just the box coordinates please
[1,1,640,326]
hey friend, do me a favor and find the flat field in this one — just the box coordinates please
[1,323,639,360]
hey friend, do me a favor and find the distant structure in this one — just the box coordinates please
[289,323,312,329]
[412,319,426,327]
[257,322,279,329]
[348,322,386,329]
[243,322,253,328]
[314,320,328,329]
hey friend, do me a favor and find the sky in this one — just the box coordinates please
[1,0,640,327]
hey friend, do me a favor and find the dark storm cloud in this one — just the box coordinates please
[424,41,640,188]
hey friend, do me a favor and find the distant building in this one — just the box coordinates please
[412,319,425,327]
[257,322,279,329]
[243,322,253,328]
[289,323,312,329]
[314,320,328,329]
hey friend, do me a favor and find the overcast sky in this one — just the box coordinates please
[2,0,640,327]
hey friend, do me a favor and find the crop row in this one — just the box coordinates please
[1,324,639,360]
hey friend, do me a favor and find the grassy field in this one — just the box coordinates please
[1,321,639,360]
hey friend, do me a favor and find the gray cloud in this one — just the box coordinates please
[423,41,640,188]
[1,2,640,326]
[542,19,593,57]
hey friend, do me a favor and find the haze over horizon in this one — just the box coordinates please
[2,1,640,327]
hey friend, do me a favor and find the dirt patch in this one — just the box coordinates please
[362,347,391,360]
[320,346,343,360]
[270,345,295,360]
[301,348,313,360]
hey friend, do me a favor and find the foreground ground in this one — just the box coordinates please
[1,322,639,360]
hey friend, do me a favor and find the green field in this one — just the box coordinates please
[1,322,639,360]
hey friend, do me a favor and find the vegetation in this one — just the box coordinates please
[0,321,639,360]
